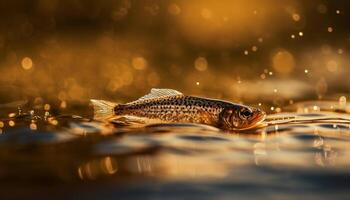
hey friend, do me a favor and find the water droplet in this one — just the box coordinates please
[44,104,51,111]
[49,118,58,126]
[30,123,37,130]
[52,120,58,125]
[9,120,15,127]
[252,46,258,52]
[327,26,333,33]
[60,101,67,109]
[44,111,50,120]
[8,113,16,118]
[18,107,22,115]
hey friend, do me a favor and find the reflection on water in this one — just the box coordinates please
[1,100,350,199]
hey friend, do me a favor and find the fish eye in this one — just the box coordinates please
[240,109,252,118]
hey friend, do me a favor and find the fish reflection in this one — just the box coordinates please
[78,156,118,180]
[314,145,338,167]
[313,130,338,167]
[77,153,231,181]
[254,142,267,166]
[126,154,230,178]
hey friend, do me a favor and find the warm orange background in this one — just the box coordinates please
[0,0,348,108]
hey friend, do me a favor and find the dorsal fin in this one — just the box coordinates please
[129,88,183,104]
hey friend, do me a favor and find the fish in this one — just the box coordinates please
[90,88,266,130]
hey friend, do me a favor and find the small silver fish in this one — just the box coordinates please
[90,88,266,130]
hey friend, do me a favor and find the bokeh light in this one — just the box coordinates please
[21,57,33,70]
[194,57,208,72]
[0,0,347,107]
[272,50,295,76]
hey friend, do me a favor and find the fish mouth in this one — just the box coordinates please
[253,112,266,127]
[237,111,266,130]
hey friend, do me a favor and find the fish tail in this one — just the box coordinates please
[90,99,117,120]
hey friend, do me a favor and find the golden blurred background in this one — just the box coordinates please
[0,0,349,110]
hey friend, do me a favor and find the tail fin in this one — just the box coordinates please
[90,99,117,120]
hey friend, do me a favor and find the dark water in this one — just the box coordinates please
[1,100,350,200]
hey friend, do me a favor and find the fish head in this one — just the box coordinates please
[220,105,266,130]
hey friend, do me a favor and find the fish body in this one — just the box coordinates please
[91,88,266,130]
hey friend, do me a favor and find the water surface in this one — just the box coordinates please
[0,100,350,200]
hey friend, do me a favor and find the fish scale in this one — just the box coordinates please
[115,95,225,125]
[91,88,266,130]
